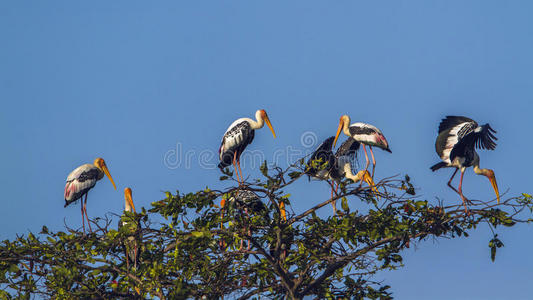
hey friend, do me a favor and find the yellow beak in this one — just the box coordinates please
[279,201,286,221]
[124,188,136,212]
[264,116,276,138]
[333,120,343,148]
[101,163,117,190]
[487,172,500,204]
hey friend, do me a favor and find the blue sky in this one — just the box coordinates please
[1,1,532,299]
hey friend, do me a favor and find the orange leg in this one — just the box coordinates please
[369,146,376,179]
[84,193,92,232]
[81,197,86,233]
[362,145,370,185]
[237,159,244,185]
[232,151,242,185]
[447,168,469,213]
[457,169,470,213]
[329,181,337,215]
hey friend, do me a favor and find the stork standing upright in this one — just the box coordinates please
[334,115,391,179]
[306,136,375,214]
[218,109,276,185]
[64,158,117,233]
[430,116,500,212]
[120,187,140,270]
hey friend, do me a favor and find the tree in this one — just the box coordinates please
[0,161,532,299]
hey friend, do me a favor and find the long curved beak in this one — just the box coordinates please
[487,171,500,204]
[125,188,136,212]
[279,201,286,221]
[333,120,343,148]
[101,163,117,190]
[264,116,276,138]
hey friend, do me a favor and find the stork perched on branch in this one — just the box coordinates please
[218,109,276,185]
[334,115,391,179]
[430,116,500,213]
[120,187,140,270]
[64,158,117,233]
[306,136,375,214]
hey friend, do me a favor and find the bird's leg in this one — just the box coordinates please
[329,181,337,215]
[84,193,92,233]
[369,146,376,179]
[457,169,471,213]
[361,145,370,186]
[233,152,241,186]
[237,159,245,186]
[80,200,86,234]
[446,169,461,195]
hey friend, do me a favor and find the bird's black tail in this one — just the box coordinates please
[430,162,447,172]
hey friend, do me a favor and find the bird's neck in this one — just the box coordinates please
[342,116,351,136]
[248,110,265,130]
[472,155,485,175]
[473,164,489,176]
[125,202,134,213]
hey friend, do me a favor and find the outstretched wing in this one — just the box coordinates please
[437,116,476,134]
[450,123,498,161]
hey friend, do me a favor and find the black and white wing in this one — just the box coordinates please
[218,119,255,169]
[235,190,266,214]
[305,136,335,178]
[333,138,360,178]
[450,123,497,162]
[435,116,478,163]
[64,164,101,207]
[335,138,360,158]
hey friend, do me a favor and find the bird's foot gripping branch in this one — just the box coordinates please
[1,163,532,299]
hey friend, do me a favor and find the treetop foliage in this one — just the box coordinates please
[1,160,532,299]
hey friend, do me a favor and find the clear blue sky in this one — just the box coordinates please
[1,1,532,299]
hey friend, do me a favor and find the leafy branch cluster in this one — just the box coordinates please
[1,161,532,299]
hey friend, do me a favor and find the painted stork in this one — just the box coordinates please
[64,158,117,232]
[218,109,276,185]
[334,115,391,179]
[430,116,500,212]
[306,136,375,214]
[120,187,140,270]
[220,190,284,250]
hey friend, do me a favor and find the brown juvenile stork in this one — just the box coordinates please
[64,158,117,233]
[430,116,500,212]
[218,109,276,185]
[334,115,391,179]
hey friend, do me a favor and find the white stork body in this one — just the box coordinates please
[64,164,103,205]
[64,158,116,233]
[218,109,276,185]
[430,116,499,212]
[334,115,391,179]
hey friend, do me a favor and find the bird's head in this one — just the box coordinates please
[124,187,135,213]
[334,115,350,147]
[93,158,117,190]
[259,109,276,138]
